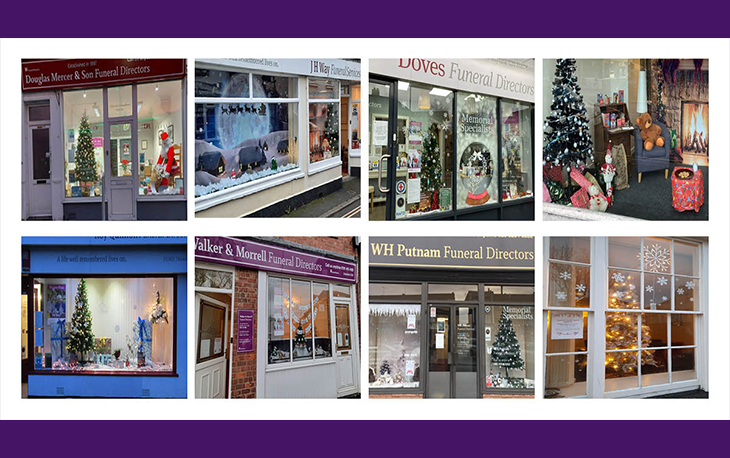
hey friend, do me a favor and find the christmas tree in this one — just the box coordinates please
[75,114,98,192]
[67,279,95,363]
[543,59,594,171]
[294,323,307,349]
[491,308,525,387]
[323,104,339,156]
[420,123,443,206]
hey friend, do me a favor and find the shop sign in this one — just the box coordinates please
[370,58,534,103]
[370,237,534,270]
[197,58,361,81]
[22,59,186,92]
[196,236,358,283]
[237,310,254,353]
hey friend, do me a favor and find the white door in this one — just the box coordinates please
[28,105,52,218]
[334,298,359,397]
[105,120,137,220]
[348,89,361,175]
[195,293,229,399]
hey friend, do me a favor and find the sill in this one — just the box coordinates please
[350,149,361,158]
[265,357,335,373]
[195,168,305,212]
[63,197,102,204]
[138,193,186,201]
[30,370,178,377]
[308,158,342,176]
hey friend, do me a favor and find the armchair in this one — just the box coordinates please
[634,120,671,183]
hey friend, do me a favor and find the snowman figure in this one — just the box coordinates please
[600,144,617,206]
[588,185,608,212]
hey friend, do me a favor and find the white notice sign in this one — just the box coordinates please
[214,337,222,354]
[405,360,415,376]
[373,120,388,146]
[551,311,584,340]
[407,178,421,204]
[407,314,416,330]
[436,333,445,349]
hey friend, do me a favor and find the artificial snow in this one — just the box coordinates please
[195,163,299,197]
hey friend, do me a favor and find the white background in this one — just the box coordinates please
[0,38,727,420]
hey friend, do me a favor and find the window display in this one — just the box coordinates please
[309,79,340,164]
[369,303,421,388]
[63,89,104,198]
[501,101,533,201]
[456,92,497,209]
[35,277,174,373]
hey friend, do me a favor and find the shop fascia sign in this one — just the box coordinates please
[370,58,535,103]
[21,59,186,92]
[197,58,361,81]
[196,236,357,283]
[370,236,534,270]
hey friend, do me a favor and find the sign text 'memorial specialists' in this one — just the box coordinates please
[196,236,357,283]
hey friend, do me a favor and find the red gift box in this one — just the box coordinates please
[671,167,704,212]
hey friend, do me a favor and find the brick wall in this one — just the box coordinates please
[230,267,258,399]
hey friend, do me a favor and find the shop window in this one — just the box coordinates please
[428,284,478,302]
[63,89,105,198]
[395,82,454,218]
[333,284,351,298]
[195,68,250,98]
[197,301,225,363]
[33,277,174,373]
[308,79,340,164]
[370,283,421,302]
[107,85,133,118]
[335,303,351,350]
[253,74,297,98]
[501,101,533,201]
[456,92,498,209]
[485,305,535,390]
[369,303,421,388]
[194,268,233,290]
[267,276,333,365]
[138,80,185,196]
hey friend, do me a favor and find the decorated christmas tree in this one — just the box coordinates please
[420,123,443,207]
[379,359,391,375]
[75,114,98,194]
[322,105,339,156]
[491,308,525,387]
[294,323,307,351]
[67,279,95,363]
[543,59,594,171]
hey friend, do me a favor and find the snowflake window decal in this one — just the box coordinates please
[685,280,695,290]
[657,276,668,286]
[559,271,572,280]
[662,296,668,302]
[611,272,625,283]
[555,291,567,301]
[640,243,671,272]
[629,284,636,291]
[677,288,685,295]
[615,291,625,299]
[575,284,586,293]
[645,285,654,293]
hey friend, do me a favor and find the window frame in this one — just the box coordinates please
[28,273,178,377]
[307,77,342,175]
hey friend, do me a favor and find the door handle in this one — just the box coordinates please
[378,154,391,193]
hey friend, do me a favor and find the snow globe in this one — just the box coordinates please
[459,142,493,205]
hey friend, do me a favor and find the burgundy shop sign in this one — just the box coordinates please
[22,59,186,92]
[237,310,254,353]
[196,236,357,283]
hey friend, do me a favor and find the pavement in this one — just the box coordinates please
[283,176,361,218]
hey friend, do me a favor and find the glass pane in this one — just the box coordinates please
[350,99,361,152]
[608,269,640,309]
[547,262,590,308]
[545,354,587,398]
[138,80,184,196]
[252,74,297,98]
[608,237,642,270]
[63,89,104,198]
[456,91,498,209]
[109,124,132,178]
[501,101,533,201]
[605,351,639,391]
[29,104,50,122]
[333,284,351,298]
[546,311,588,353]
[312,283,331,358]
[309,78,338,99]
[39,277,174,372]
[368,82,390,221]
[428,284,478,302]
[195,68,249,98]
[291,280,312,361]
[643,273,671,310]
[642,237,672,273]
[675,276,699,311]
[674,241,699,277]
[671,314,694,346]
[309,102,339,163]
[428,306,450,398]
[641,314,668,348]
[606,312,639,350]
[484,285,534,305]
[369,283,421,302]
[194,102,299,197]
[32,128,50,180]
[268,277,290,364]
[107,85,133,117]
[486,306,534,389]
[335,304,351,350]
[549,237,590,264]
[396,82,454,219]
[194,268,233,289]
[369,303,420,388]
[671,348,696,381]
[454,307,477,398]
[198,302,225,361]
[641,348,669,386]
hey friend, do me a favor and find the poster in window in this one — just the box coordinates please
[407,314,416,330]
[405,360,415,377]
[46,285,66,319]
[273,312,285,337]
[214,337,222,355]
[436,333,445,349]
[408,122,422,142]
[407,142,421,172]
[373,120,388,146]
[407,177,421,204]
[551,311,584,340]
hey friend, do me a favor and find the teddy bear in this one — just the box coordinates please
[635,112,664,151]
[588,185,608,212]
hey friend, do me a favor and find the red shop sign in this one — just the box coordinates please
[22,59,186,92]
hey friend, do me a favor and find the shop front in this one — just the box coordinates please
[21,59,187,220]
[194,59,361,217]
[194,236,360,398]
[369,59,535,220]
[21,237,187,398]
[369,237,535,398]
[544,236,708,398]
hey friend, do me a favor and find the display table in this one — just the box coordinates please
[671,167,704,212]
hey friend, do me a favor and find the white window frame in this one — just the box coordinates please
[194,65,304,211]
[307,77,342,175]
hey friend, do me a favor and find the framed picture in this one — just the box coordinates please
[167,125,174,143]
[141,140,148,150]
[158,129,164,145]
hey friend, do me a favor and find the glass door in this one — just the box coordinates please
[28,103,52,218]
[105,120,137,220]
[368,79,396,220]
[428,305,478,398]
